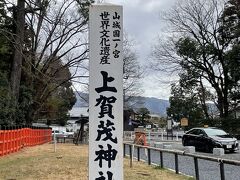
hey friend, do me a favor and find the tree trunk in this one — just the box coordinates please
[199,79,210,119]
[10,0,25,101]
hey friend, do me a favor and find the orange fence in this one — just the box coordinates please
[0,127,52,156]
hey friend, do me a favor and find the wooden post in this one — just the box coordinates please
[54,131,56,152]
[89,4,123,180]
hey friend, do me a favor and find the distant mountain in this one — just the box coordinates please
[73,91,169,117]
[73,91,89,107]
[133,96,169,117]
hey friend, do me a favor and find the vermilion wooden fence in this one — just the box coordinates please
[0,127,52,156]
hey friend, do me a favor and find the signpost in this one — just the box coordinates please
[180,118,188,127]
[180,118,188,132]
[54,131,56,152]
[167,119,172,130]
[89,4,123,180]
[167,118,173,140]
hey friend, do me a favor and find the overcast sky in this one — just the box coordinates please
[104,0,177,100]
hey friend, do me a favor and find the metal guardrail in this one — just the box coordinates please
[123,131,183,142]
[123,142,240,180]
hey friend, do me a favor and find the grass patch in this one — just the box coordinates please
[154,165,165,170]
[0,143,192,180]
[186,178,196,180]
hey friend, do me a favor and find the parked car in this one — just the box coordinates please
[182,127,239,152]
[64,131,74,138]
[52,130,74,138]
[52,130,67,138]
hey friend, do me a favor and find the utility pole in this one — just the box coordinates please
[10,0,25,101]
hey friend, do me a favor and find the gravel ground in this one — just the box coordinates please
[125,142,240,180]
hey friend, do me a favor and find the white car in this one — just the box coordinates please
[64,131,74,138]
[52,130,67,138]
[52,130,74,138]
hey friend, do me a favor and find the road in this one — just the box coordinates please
[156,140,240,161]
[125,141,240,180]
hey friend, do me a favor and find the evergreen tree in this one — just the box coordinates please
[219,0,240,109]
[167,84,205,128]
[0,0,15,125]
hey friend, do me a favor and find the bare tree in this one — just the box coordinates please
[150,0,238,118]
[15,0,91,122]
[73,33,145,108]
[123,33,144,108]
